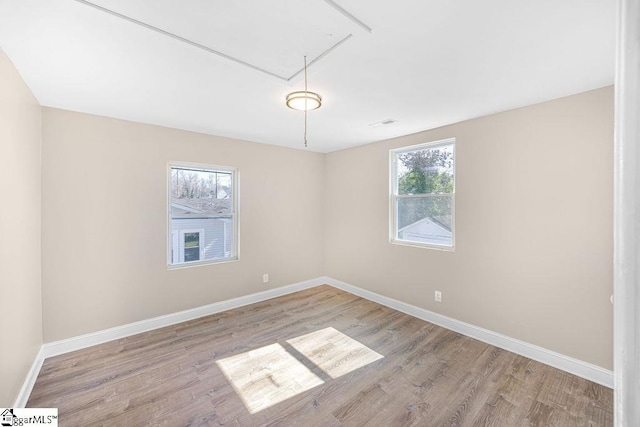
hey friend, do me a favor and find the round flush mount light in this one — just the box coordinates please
[286,55,322,148]
[286,90,322,111]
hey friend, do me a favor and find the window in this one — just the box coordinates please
[168,163,238,267]
[390,138,455,250]
[183,231,202,262]
[171,229,204,264]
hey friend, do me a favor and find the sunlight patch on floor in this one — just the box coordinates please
[287,327,384,379]
[216,343,324,414]
[216,328,384,414]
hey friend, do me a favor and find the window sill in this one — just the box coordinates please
[167,256,239,270]
[390,239,455,252]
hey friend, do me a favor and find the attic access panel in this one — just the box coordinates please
[82,0,366,80]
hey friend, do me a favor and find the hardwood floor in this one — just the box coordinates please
[27,285,613,426]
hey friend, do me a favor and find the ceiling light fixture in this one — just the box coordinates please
[286,91,322,111]
[286,56,322,147]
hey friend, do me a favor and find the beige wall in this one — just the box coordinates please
[0,50,43,406]
[324,87,614,369]
[0,51,614,402]
[41,109,324,342]
[40,88,615,368]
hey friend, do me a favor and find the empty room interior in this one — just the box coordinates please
[1,0,637,425]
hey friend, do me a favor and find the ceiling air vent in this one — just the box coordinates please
[369,118,398,128]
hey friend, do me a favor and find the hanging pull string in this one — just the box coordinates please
[304,55,308,148]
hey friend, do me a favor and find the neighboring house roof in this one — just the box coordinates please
[171,196,230,215]
[430,215,451,232]
[399,217,452,245]
[171,200,205,214]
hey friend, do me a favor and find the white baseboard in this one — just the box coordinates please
[322,276,613,388]
[13,347,45,408]
[17,275,612,406]
[41,277,325,359]
[12,277,321,406]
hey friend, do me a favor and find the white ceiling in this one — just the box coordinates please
[0,0,615,153]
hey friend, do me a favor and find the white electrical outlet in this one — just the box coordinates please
[434,290,442,303]
[263,273,269,283]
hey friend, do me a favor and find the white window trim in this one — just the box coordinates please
[389,138,456,251]
[167,161,239,269]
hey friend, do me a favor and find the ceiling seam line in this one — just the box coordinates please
[322,0,372,33]
[286,34,354,81]
[72,0,290,81]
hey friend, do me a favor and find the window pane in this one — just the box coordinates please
[184,247,200,262]
[397,196,452,246]
[396,144,454,195]
[170,168,233,215]
[184,232,200,248]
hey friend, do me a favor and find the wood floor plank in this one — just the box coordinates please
[27,285,612,426]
